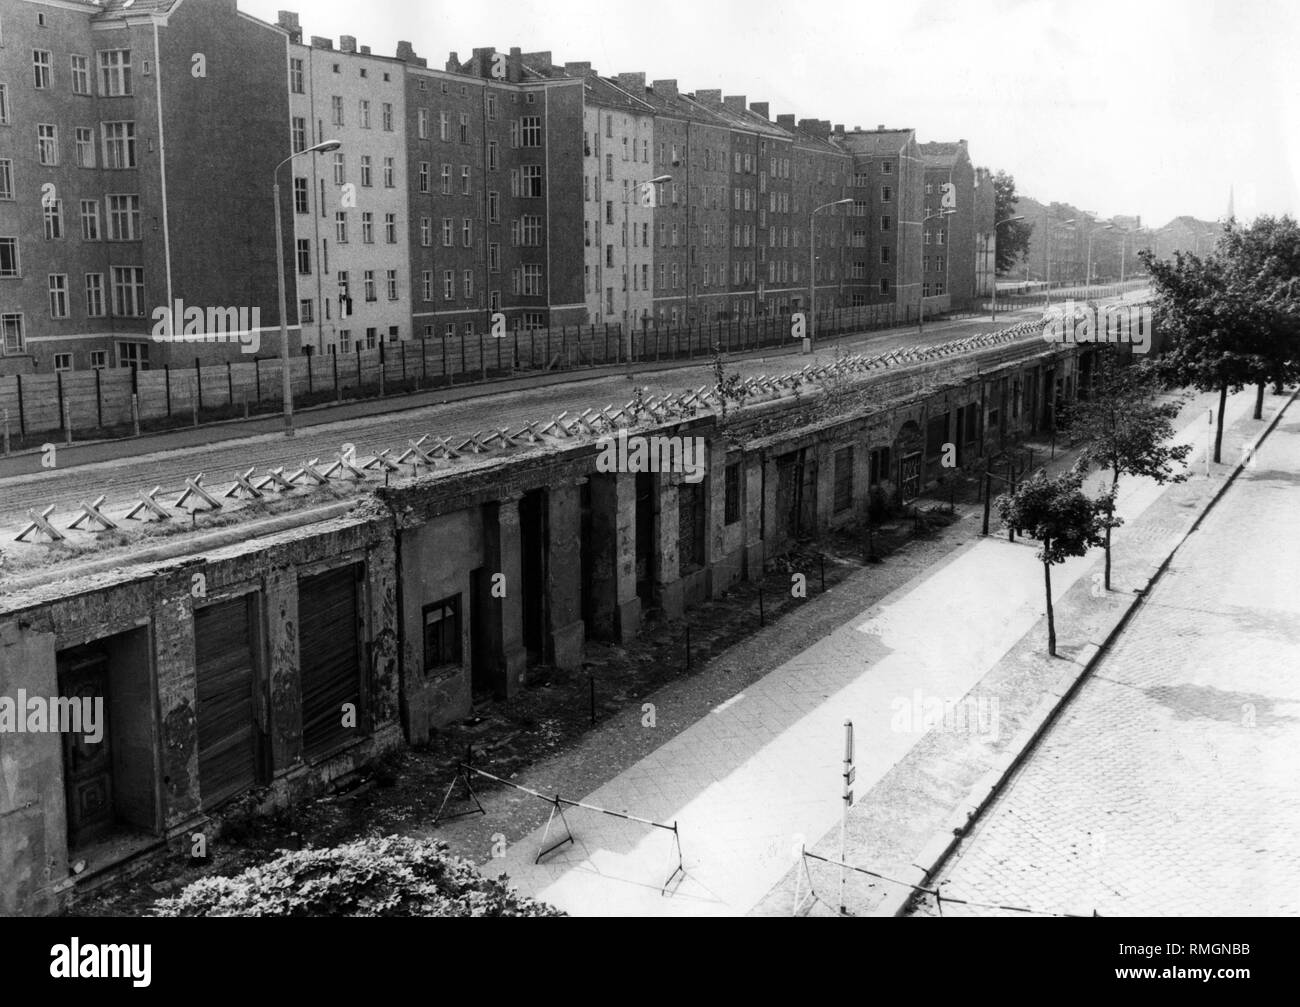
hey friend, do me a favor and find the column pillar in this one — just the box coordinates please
[488,495,527,696]
[654,475,683,620]
[589,472,640,641]
[546,478,586,670]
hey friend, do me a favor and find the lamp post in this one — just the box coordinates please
[274,138,341,437]
[917,208,954,333]
[809,198,853,347]
[989,214,1024,323]
[623,173,671,364]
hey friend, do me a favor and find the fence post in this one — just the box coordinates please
[400,341,407,387]
[307,350,314,396]
[56,371,66,443]
[480,329,486,382]
[442,331,448,384]
[254,357,261,403]
[460,329,467,382]
[379,340,386,397]
[132,393,140,437]
[2,408,9,455]
[63,397,72,447]
[165,364,172,417]
[356,343,362,395]
[227,360,234,406]
[15,374,25,438]
[195,358,203,412]
[191,379,199,427]
[334,350,341,403]
[95,367,103,429]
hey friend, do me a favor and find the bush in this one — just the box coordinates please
[150,835,565,917]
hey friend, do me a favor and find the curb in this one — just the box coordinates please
[879,385,1299,917]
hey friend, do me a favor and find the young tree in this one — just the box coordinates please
[993,170,1034,275]
[996,463,1110,657]
[1065,351,1192,588]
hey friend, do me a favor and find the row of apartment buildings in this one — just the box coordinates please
[0,0,999,375]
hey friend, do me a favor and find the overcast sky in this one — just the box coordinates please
[241,0,1299,227]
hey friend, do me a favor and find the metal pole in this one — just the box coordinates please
[273,178,294,437]
[840,719,854,915]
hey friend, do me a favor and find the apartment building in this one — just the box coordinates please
[278,15,410,356]
[838,126,925,313]
[919,139,976,308]
[0,0,293,376]
[974,165,996,297]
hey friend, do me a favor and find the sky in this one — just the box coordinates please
[240,0,1300,228]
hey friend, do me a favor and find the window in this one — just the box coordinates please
[333,152,345,185]
[487,94,497,120]
[724,463,741,525]
[48,274,69,318]
[111,266,145,317]
[0,237,19,277]
[364,271,376,302]
[38,124,58,165]
[0,161,10,202]
[289,57,304,94]
[522,264,542,296]
[385,213,397,244]
[441,163,451,194]
[461,165,471,195]
[383,157,395,188]
[458,113,468,143]
[880,246,890,264]
[418,162,430,193]
[296,239,311,274]
[423,596,462,670]
[422,270,433,301]
[488,243,500,272]
[462,270,472,298]
[1,314,24,355]
[443,270,454,298]
[0,84,8,125]
[360,155,372,187]
[361,212,373,243]
[293,177,309,214]
[80,200,100,240]
[292,117,307,153]
[102,121,136,168]
[463,219,472,246]
[521,164,542,197]
[442,218,453,246]
[420,217,432,246]
[521,116,541,147]
[438,111,448,141]
[365,327,377,349]
[882,161,893,174]
[833,447,853,513]
[299,299,314,324]
[418,108,429,139]
[521,215,541,247]
[488,141,499,171]
[382,102,394,131]
[388,270,399,300]
[71,55,90,95]
[98,50,132,96]
[882,185,892,202]
[879,278,890,294]
[359,99,371,129]
[334,211,348,243]
[331,94,344,126]
[90,350,107,369]
[880,215,892,232]
[43,201,63,239]
[33,50,52,90]
[605,154,613,181]
[487,190,499,223]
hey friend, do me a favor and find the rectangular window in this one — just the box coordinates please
[98,50,132,96]
[521,215,541,247]
[461,165,471,195]
[463,270,472,298]
[71,55,91,95]
[442,218,453,246]
[881,215,892,232]
[299,298,314,324]
[359,99,371,129]
[294,177,309,214]
[382,102,394,131]
[289,57,305,94]
[333,152,345,185]
[90,350,107,369]
[487,191,499,223]
[361,211,373,243]
[441,163,451,194]
[102,121,136,168]
[385,213,397,244]
[458,113,468,143]
[296,239,311,274]
[292,117,307,153]
[38,124,58,165]
[48,274,69,318]
[724,463,741,525]
[423,596,462,670]
[522,264,542,296]
[43,201,63,239]
[364,270,376,302]
[881,185,892,203]
[463,218,473,247]
[335,211,348,243]
[1,314,24,355]
[360,155,372,187]
[111,266,145,317]
[488,243,500,272]
[443,270,454,299]
[488,141,498,171]
[422,270,433,301]
[0,85,9,125]
[33,50,52,90]
[418,108,429,139]
[0,238,19,278]
[73,127,93,167]
[418,162,430,193]
[0,161,10,201]
[521,116,542,147]
[388,270,399,300]
[331,95,344,126]
[383,157,395,187]
[420,217,432,246]
[80,200,100,240]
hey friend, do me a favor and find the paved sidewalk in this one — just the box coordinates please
[477,386,1248,916]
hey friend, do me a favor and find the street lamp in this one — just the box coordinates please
[917,208,954,333]
[989,214,1024,323]
[274,138,341,437]
[623,174,671,364]
[809,198,853,347]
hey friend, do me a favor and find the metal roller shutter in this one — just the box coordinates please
[298,564,362,756]
[195,596,260,807]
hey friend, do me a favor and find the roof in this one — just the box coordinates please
[90,0,180,18]
[584,75,656,115]
[838,128,915,157]
[918,140,969,168]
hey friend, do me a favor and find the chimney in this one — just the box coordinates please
[446,51,461,72]
[750,101,769,119]
[524,50,553,74]
[509,46,523,82]
[616,71,646,95]
[777,113,796,131]
[340,36,357,54]
[276,11,302,42]
[396,40,419,63]
[565,61,594,77]
[696,89,722,105]
[360,45,371,55]
[311,36,334,51]
[833,123,845,136]
[471,46,495,77]
[723,94,746,112]
[653,79,678,100]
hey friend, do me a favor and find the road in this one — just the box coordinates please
[906,405,1300,917]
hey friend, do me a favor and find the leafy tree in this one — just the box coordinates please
[994,170,1034,274]
[996,463,1110,657]
[1064,352,1191,588]
[150,835,565,917]
[711,346,751,421]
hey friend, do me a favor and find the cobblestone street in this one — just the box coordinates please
[908,412,1300,917]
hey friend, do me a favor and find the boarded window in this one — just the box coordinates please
[678,482,706,573]
[724,463,741,525]
[195,595,260,807]
[298,565,362,757]
[833,447,853,513]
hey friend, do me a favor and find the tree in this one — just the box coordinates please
[1064,351,1191,588]
[150,835,566,917]
[1140,247,1255,463]
[993,170,1034,274]
[996,463,1110,657]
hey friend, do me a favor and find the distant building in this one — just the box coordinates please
[918,140,976,309]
